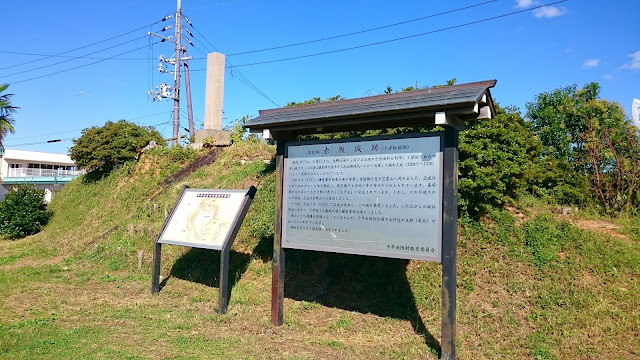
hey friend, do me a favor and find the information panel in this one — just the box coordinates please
[158,189,250,250]
[283,134,443,261]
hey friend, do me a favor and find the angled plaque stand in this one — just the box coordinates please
[151,185,257,314]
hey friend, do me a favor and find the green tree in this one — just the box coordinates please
[526,83,599,163]
[0,185,52,239]
[0,84,18,148]
[527,83,640,213]
[70,120,166,173]
[285,95,345,107]
[575,99,640,213]
[458,104,542,216]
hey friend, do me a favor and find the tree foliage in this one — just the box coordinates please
[527,83,640,213]
[0,185,52,239]
[458,104,542,215]
[575,99,640,213]
[0,83,18,148]
[70,120,166,173]
[526,83,600,163]
[225,115,253,144]
[285,95,345,107]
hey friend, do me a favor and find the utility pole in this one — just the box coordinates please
[182,15,196,138]
[148,0,194,146]
[183,49,195,138]
[172,0,182,146]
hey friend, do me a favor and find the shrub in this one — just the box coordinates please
[0,185,52,239]
[527,82,640,214]
[227,116,250,144]
[70,120,166,173]
[458,104,541,216]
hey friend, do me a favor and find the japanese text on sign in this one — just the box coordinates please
[282,135,443,261]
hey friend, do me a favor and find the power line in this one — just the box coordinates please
[2,36,149,78]
[226,0,568,68]
[225,0,498,57]
[0,20,162,71]
[192,41,275,106]
[11,42,160,85]
[186,19,280,107]
[191,41,280,107]
[5,122,173,148]
[5,137,75,148]
[6,112,172,142]
[0,50,154,61]
[0,0,493,66]
[6,120,165,148]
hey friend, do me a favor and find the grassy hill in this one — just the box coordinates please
[0,141,638,359]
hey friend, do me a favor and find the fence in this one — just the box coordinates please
[7,168,84,177]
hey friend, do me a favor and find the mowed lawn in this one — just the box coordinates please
[1,142,639,359]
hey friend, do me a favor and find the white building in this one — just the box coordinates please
[0,149,83,202]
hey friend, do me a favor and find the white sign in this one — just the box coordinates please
[158,189,249,250]
[282,134,443,261]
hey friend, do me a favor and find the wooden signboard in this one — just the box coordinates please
[270,128,459,359]
[151,186,257,314]
[246,79,498,360]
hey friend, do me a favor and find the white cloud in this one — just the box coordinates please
[603,74,614,80]
[582,58,600,69]
[515,0,536,8]
[621,50,640,71]
[533,6,568,18]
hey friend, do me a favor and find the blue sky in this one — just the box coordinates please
[2,0,639,154]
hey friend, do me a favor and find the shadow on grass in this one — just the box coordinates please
[82,168,112,184]
[167,248,252,302]
[259,158,276,176]
[251,236,440,356]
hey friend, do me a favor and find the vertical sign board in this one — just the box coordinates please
[282,133,443,261]
[151,187,256,314]
[273,131,459,358]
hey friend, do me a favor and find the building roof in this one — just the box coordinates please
[244,80,496,137]
[1,149,75,165]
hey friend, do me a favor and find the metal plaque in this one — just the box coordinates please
[282,133,443,261]
[158,188,250,250]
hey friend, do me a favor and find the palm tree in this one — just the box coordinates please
[0,83,18,149]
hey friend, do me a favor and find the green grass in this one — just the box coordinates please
[0,140,638,359]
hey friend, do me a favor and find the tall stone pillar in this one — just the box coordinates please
[195,52,230,146]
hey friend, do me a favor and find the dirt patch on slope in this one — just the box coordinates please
[569,219,630,243]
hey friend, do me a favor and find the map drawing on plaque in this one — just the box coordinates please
[158,188,253,250]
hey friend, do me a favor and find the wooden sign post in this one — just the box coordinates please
[246,80,496,360]
[151,186,257,314]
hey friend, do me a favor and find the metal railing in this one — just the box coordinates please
[7,168,84,177]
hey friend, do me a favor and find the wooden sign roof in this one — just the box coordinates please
[245,79,496,137]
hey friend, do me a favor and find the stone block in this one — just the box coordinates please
[193,129,231,149]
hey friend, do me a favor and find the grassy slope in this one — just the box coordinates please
[0,141,638,360]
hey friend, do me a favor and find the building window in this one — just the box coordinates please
[27,163,73,170]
